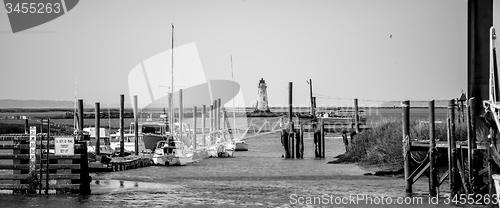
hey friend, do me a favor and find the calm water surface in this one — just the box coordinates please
[0,130,483,208]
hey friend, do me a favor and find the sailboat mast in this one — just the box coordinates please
[170,24,174,135]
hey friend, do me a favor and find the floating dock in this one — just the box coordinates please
[89,154,152,172]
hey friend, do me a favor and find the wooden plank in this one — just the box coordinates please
[0,154,81,159]
[408,156,430,184]
[0,144,84,150]
[439,170,450,186]
[411,162,430,185]
[0,174,79,180]
[478,167,489,176]
[40,184,80,189]
[0,184,28,189]
[0,174,28,180]
[0,136,29,141]
[0,164,80,170]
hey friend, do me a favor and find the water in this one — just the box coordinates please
[0,131,487,207]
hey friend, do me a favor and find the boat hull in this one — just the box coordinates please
[235,141,248,151]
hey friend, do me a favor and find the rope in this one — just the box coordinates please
[409,150,429,164]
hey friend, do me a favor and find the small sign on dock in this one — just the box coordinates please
[55,137,75,156]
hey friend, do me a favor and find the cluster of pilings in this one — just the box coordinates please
[80,91,236,158]
[402,98,493,200]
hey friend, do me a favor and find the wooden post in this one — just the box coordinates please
[354,98,360,133]
[402,100,411,193]
[429,100,437,197]
[213,100,217,132]
[290,126,294,159]
[24,118,28,134]
[448,99,459,196]
[95,102,100,155]
[133,95,139,155]
[221,102,226,140]
[78,99,90,194]
[289,82,293,123]
[179,89,183,139]
[309,79,314,116]
[78,99,84,131]
[320,118,325,158]
[218,98,222,132]
[202,105,206,146]
[193,106,197,150]
[467,97,478,193]
[120,94,124,157]
[210,104,214,144]
[467,0,493,128]
[46,119,50,194]
[300,124,304,159]
[288,82,293,159]
[312,97,317,117]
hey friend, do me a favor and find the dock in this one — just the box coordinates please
[89,154,153,172]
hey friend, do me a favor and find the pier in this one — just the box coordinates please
[402,98,493,200]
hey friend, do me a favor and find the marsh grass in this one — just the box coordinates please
[335,117,471,166]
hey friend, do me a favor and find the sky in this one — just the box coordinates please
[0,0,484,108]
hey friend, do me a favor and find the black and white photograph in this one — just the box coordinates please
[0,0,498,207]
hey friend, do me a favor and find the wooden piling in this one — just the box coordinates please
[320,118,325,158]
[300,124,304,159]
[120,94,124,157]
[429,100,437,197]
[402,100,411,193]
[202,105,206,146]
[46,119,50,194]
[193,106,197,150]
[221,103,226,140]
[213,100,217,132]
[354,98,360,133]
[78,99,90,194]
[288,82,293,159]
[309,79,314,116]
[95,102,100,155]
[290,124,294,159]
[448,99,459,196]
[218,98,222,131]
[467,97,478,192]
[24,118,28,134]
[289,82,293,122]
[133,95,138,155]
[78,99,84,130]
[210,104,213,144]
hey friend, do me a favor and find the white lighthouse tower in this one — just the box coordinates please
[255,78,271,113]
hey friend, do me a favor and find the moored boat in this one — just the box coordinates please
[152,139,194,166]
[235,140,248,151]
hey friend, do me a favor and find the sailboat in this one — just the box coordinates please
[230,56,248,151]
[152,24,195,166]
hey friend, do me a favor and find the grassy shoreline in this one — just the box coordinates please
[330,117,473,172]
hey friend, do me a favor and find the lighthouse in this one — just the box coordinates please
[255,78,271,113]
